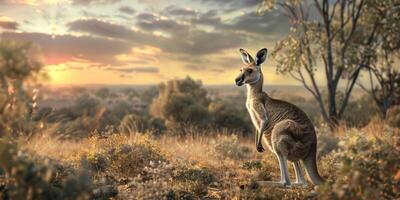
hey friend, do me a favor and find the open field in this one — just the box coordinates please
[0,122,399,200]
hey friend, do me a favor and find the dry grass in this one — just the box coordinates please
[12,121,398,199]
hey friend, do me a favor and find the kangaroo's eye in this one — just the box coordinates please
[246,69,253,73]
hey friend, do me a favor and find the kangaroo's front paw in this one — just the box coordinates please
[256,143,265,152]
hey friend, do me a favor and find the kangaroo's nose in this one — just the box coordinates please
[235,75,244,86]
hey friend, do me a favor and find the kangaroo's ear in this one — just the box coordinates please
[255,48,268,66]
[239,48,254,65]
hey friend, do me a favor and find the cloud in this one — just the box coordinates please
[136,13,189,33]
[184,55,239,72]
[164,6,197,17]
[194,0,259,8]
[118,6,136,15]
[106,66,159,73]
[68,19,135,39]
[189,9,223,27]
[221,11,290,39]
[0,0,29,4]
[0,0,119,5]
[135,12,245,54]
[68,17,244,55]
[1,31,132,65]
[71,0,120,5]
[136,13,157,21]
[0,16,19,30]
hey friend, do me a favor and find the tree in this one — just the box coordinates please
[356,0,400,118]
[208,100,252,134]
[95,88,111,99]
[140,86,159,104]
[150,77,210,132]
[0,40,43,135]
[259,0,386,128]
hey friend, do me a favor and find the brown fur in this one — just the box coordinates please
[236,48,324,185]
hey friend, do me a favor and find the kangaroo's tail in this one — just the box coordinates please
[302,149,324,185]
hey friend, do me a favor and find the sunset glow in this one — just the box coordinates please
[0,0,294,85]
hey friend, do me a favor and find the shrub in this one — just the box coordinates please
[208,135,251,160]
[108,142,167,178]
[387,105,400,128]
[118,114,148,134]
[342,94,380,127]
[119,161,176,200]
[0,139,92,200]
[150,77,211,133]
[317,133,400,200]
[317,133,339,159]
[0,40,43,136]
[175,168,216,196]
[208,100,252,134]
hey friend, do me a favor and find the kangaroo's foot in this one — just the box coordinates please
[293,161,308,188]
[257,181,291,188]
[292,182,308,188]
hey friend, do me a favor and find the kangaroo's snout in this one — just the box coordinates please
[235,74,244,86]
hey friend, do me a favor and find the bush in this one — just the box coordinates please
[342,95,380,127]
[0,139,92,200]
[317,133,339,159]
[0,40,43,136]
[107,141,167,177]
[119,161,176,200]
[208,100,252,134]
[150,77,211,133]
[317,133,400,200]
[118,114,148,134]
[208,135,251,160]
[175,168,216,196]
[387,105,400,128]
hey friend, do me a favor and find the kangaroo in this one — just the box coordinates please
[235,48,324,187]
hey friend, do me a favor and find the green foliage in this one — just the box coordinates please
[150,77,210,133]
[95,88,111,99]
[0,40,43,136]
[316,133,339,159]
[150,77,255,136]
[0,139,91,200]
[140,86,159,103]
[208,100,252,133]
[318,133,400,200]
[118,114,166,135]
[118,114,148,134]
[342,94,380,127]
[0,40,42,86]
[73,94,101,117]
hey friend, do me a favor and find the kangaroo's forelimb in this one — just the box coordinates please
[251,103,268,152]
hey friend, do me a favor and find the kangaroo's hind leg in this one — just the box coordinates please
[293,161,307,187]
[276,152,291,187]
[270,120,300,187]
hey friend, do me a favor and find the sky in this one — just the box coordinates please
[0,0,303,85]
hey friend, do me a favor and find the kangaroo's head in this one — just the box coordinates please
[235,48,268,86]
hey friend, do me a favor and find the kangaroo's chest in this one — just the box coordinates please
[246,100,262,131]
